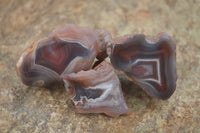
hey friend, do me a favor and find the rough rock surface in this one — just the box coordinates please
[0,0,200,132]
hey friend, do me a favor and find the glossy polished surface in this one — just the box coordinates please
[63,61,129,117]
[16,25,110,87]
[108,33,177,99]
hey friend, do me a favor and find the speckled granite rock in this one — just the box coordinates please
[0,0,200,132]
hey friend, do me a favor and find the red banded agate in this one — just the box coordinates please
[16,25,111,87]
[63,61,129,117]
[107,33,177,100]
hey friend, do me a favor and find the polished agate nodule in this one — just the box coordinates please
[107,33,177,100]
[16,25,111,87]
[63,61,129,117]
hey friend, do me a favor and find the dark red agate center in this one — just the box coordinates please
[16,24,111,87]
[109,34,177,99]
[17,38,90,87]
[35,39,89,74]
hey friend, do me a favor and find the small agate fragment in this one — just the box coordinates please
[63,61,129,117]
[107,33,177,100]
[16,24,111,87]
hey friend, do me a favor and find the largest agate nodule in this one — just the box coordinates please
[16,25,111,87]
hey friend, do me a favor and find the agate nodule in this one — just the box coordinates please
[16,25,111,87]
[63,61,129,117]
[107,33,177,100]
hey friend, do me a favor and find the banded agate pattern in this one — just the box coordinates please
[108,34,177,99]
[16,24,177,117]
[16,25,110,87]
[63,61,129,117]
